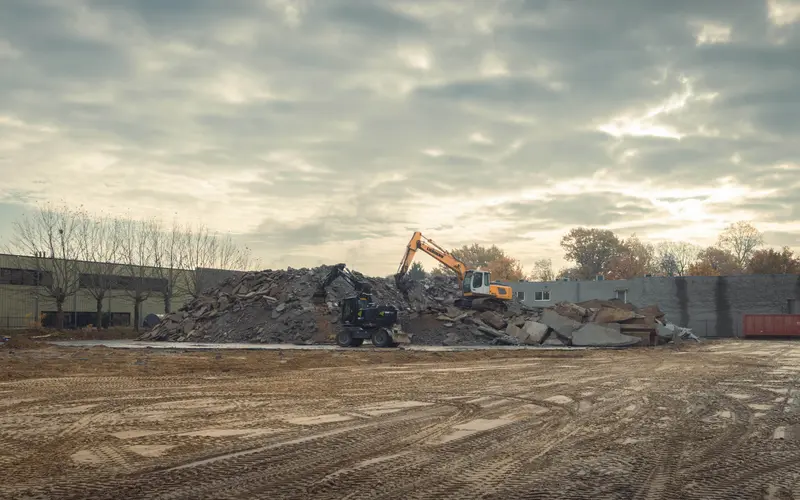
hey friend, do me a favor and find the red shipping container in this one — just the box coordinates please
[743,314,800,338]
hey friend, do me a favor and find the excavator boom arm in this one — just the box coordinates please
[395,231,468,281]
[316,263,372,299]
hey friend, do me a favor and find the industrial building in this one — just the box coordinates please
[503,274,800,338]
[0,252,199,329]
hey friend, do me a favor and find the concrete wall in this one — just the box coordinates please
[0,285,177,328]
[0,253,193,328]
[502,274,800,338]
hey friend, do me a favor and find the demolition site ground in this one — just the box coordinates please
[3,341,800,499]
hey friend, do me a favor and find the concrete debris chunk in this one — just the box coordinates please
[479,311,508,331]
[591,307,638,324]
[657,321,701,342]
[571,323,641,347]
[522,321,549,344]
[506,324,537,345]
[552,302,588,322]
[542,334,565,346]
[506,324,523,339]
[540,310,581,343]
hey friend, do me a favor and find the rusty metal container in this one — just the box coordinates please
[743,314,800,338]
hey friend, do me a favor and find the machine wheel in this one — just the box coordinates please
[350,338,364,347]
[336,330,354,347]
[371,328,392,348]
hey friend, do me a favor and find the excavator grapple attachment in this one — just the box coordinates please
[389,325,411,345]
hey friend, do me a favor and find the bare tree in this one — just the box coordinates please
[7,203,84,329]
[178,225,256,299]
[151,219,185,314]
[119,218,162,331]
[528,258,554,281]
[76,214,122,328]
[717,221,764,270]
[655,242,700,276]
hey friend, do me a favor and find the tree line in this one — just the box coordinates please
[414,221,799,282]
[4,203,256,330]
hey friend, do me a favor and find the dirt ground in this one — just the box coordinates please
[2,340,800,499]
[0,327,141,344]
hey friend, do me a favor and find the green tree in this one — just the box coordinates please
[431,243,524,281]
[408,261,426,280]
[486,255,525,281]
[747,247,800,274]
[560,227,623,279]
[606,234,656,279]
[450,243,506,269]
[687,247,740,276]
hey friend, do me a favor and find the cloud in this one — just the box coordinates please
[1,0,799,275]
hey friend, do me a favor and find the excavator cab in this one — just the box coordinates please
[463,270,491,296]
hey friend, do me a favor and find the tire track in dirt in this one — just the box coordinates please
[157,401,479,500]
[12,402,460,500]
[479,393,671,500]
[681,394,752,469]
[368,387,640,500]
[7,341,800,499]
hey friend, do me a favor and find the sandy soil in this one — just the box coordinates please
[2,340,800,499]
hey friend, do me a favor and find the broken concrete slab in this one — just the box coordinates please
[477,325,502,338]
[656,324,675,340]
[480,311,507,331]
[506,324,539,345]
[506,324,523,338]
[542,334,565,346]
[571,323,641,347]
[540,310,581,342]
[592,307,638,324]
[445,306,462,318]
[522,321,549,344]
[552,302,588,322]
[442,332,460,346]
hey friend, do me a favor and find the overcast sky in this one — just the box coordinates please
[1,0,799,276]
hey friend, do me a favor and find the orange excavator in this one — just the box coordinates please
[394,231,513,312]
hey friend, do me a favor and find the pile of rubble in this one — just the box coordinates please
[139,265,458,345]
[139,264,695,348]
[438,299,698,347]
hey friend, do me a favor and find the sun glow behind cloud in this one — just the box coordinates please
[0,0,799,275]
